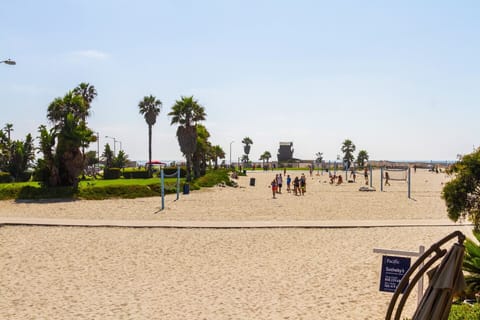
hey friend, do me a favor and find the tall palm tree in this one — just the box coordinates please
[73,83,97,123]
[168,96,206,182]
[356,150,369,167]
[259,151,271,166]
[242,137,253,162]
[341,139,356,169]
[193,124,211,177]
[73,83,97,163]
[47,91,86,127]
[3,123,13,141]
[212,145,225,169]
[138,95,162,175]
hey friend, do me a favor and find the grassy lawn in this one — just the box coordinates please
[0,169,230,200]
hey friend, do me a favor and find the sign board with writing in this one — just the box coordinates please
[379,255,411,293]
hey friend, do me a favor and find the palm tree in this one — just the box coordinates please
[192,124,211,177]
[341,139,356,169]
[168,96,206,182]
[259,151,272,166]
[242,137,253,162]
[3,123,13,141]
[73,83,97,166]
[212,145,225,169]
[73,83,97,124]
[47,91,86,127]
[463,232,480,294]
[138,95,162,175]
[356,150,369,167]
[43,91,93,187]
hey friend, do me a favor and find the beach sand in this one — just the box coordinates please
[0,169,474,319]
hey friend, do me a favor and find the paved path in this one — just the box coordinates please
[0,217,471,229]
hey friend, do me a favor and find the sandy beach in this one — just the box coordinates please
[0,169,475,319]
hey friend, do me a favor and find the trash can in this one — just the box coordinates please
[183,183,190,195]
[243,170,246,175]
[249,178,256,186]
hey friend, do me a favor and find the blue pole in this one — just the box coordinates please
[161,168,165,210]
[176,166,180,201]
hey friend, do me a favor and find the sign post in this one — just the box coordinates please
[373,246,425,306]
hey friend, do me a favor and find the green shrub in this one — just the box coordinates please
[123,169,151,179]
[449,302,480,320]
[163,167,187,178]
[16,186,75,199]
[16,171,32,182]
[0,172,13,183]
[78,184,158,200]
[194,169,231,187]
[104,168,121,180]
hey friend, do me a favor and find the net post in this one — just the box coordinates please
[380,167,384,192]
[407,167,411,199]
[369,165,373,187]
[161,168,165,210]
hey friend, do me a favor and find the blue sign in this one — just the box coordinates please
[380,255,411,293]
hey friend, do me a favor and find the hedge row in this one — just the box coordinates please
[0,172,12,183]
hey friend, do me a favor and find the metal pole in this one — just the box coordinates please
[160,168,165,210]
[380,167,384,192]
[96,132,100,175]
[176,166,180,200]
[369,165,373,187]
[408,167,411,199]
[229,141,234,167]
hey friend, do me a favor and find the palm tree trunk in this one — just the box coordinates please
[186,154,192,182]
[148,125,152,176]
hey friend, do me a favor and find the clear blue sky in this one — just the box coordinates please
[1,0,479,163]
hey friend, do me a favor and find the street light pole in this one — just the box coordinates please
[105,135,117,156]
[229,141,234,168]
[1,59,16,65]
[96,132,100,173]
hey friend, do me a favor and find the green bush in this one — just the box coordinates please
[0,172,13,183]
[78,184,158,200]
[194,169,231,187]
[123,169,151,179]
[17,186,75,199]
[449,302,480,320]
[104,168,121,180]
[163,167,187,178]
[16,171,32,182]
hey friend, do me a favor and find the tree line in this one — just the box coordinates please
[0,83,226,186]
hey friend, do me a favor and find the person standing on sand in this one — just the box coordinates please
[277,174,283,194]
[271,179,278,198]
[300,173,306,195]
[384,172,390,186]
[364,167,369,185]
[293,176,300,195]
[286,175,292,193]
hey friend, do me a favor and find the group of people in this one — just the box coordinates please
[270,173,307,198]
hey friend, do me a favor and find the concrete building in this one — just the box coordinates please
[277,142,294,162]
